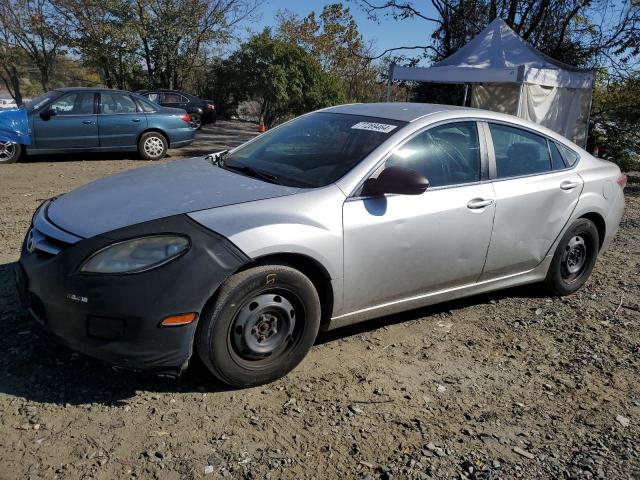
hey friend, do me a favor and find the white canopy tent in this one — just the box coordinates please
[387,18,595,146]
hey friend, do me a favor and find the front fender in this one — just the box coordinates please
[187,186,346,281]
[0,108,31,145]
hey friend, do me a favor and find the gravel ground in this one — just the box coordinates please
[0,124,638,479]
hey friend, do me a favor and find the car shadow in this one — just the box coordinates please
[0,259,546,406]
[19,151,179,163]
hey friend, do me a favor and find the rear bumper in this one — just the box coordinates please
[602,188,625,252]
[17,212,248,374]
[168,127,195,149]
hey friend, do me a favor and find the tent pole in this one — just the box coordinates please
[386,63,395,102]
[515,82,524,117]
[462,84,469,106]
[583,86,594,149]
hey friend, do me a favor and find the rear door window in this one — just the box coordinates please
[100,93,138,114]
[161,92,185,103]
[489,123,551,178]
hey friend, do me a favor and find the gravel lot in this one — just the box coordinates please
[0,122,638,479]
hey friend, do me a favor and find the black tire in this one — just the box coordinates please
[543,218,599,296]
[188,112,202,130]
[0,142,21,164]
[138,132,168,160]
[196,265,321,387]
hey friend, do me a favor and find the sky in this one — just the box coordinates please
[247,0,437,64]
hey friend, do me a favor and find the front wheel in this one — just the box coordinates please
[138,132,168,160]
[543,218,599,296]
[0,142,21,164]
[196,265,321,387]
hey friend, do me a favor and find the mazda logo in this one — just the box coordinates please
[26,230,36,253]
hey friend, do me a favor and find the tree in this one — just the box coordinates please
[53,0,140,89]
[589,74,640,171]
[0,0,65,92]
[0,41,27,105]
[277,4,384,102]
[223,29,347,126]
[130,0,258,89]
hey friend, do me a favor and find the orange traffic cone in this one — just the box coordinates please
[258,115,266,133]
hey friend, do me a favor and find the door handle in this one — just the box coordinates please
[560,181,579,190]
[467,198,494,209]
[132,118,141,123]
[82,120,93,125]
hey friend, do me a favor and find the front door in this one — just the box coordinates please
[97,92,148,147]
[480,122,584,280]
[343,121,496,313]
[32,92,98,150]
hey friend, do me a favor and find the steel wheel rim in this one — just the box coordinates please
[0,141,16,161]
[228,290,303,368]
[561,235,588,282]
[189,114,201,129]
[144,136,164,157]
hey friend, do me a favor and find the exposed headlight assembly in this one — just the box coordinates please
[80,235,190,274]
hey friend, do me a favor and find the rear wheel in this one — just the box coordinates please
[196,265,321,387]
[138,132,168,160]
[188,113,202,130]
[0,142,21,164]
[543,218,599,296]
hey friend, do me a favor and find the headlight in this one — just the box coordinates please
[80,235,189,274]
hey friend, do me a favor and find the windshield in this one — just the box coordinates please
[223,112,407,187]
[24,91,62,111]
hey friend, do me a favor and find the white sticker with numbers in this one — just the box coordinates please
[351,122,397,133]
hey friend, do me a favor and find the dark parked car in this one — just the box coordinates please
[0,87,195,163]
[138,89,216,130]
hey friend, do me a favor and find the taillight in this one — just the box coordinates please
[617,174,627,189]
[207,103,214,110]
[180,113,190,124]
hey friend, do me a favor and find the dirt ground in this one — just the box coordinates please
[0,123,638,479]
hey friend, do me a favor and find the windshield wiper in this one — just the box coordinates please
[222,162,279,184]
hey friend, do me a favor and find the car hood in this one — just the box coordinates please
[47,157,300,238]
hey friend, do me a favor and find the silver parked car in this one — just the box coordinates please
[17,103,626,386]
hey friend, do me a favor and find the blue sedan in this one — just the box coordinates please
[0,88,195,163]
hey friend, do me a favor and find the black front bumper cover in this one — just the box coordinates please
[17,211,248,375]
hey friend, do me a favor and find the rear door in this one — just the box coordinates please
[480,122,583,280]
[97,92,148,147]
[160,92,188,110]
[32,91,98,150]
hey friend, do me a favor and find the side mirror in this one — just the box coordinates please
[362,166,429,196]
[39,108,56,120]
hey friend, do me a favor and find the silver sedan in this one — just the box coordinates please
[18,103,626,386]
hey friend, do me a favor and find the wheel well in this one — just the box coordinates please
[138,128,169,148]
[579,212,606,250]
[239,253,334,327]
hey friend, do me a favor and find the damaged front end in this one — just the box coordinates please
[0,107,30,145]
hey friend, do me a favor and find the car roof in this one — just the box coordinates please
[323,102,466,122]
[55,87,133,94]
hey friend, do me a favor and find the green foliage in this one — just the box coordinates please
[221,30,347,126]
[276,3,384,103]
[589,74,640,172]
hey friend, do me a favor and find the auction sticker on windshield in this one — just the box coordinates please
[351,122,398,133]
